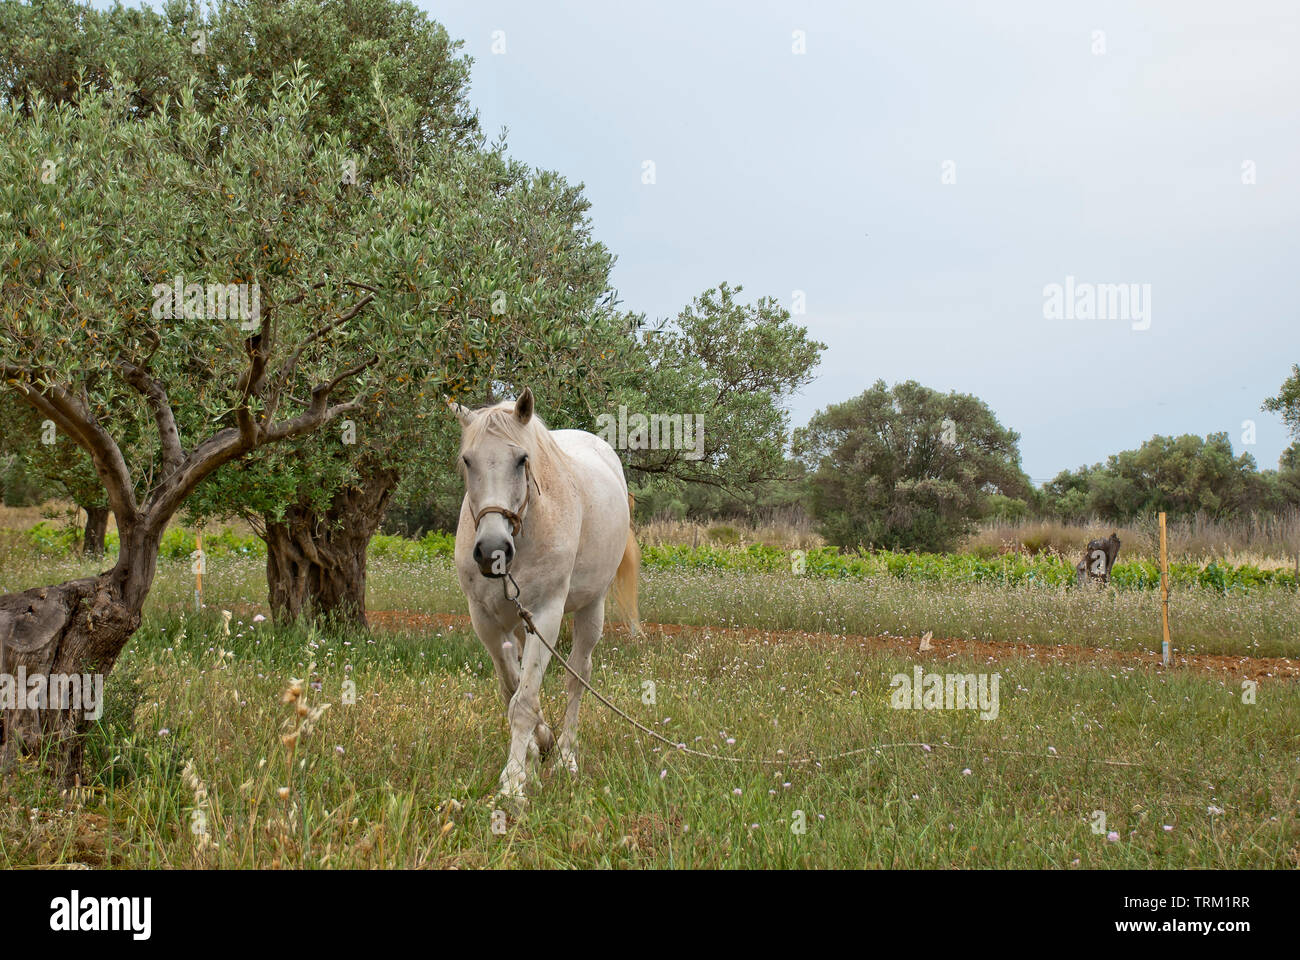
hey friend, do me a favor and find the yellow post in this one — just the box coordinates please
[195,531,204,612]
[1158,512,1171,667]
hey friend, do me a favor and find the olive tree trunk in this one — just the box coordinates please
[81,504,110,556]
[264,468,399,628]
[0,522,159,786]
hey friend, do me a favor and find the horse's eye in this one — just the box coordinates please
[462,456,471,469]
[516,455,527,470]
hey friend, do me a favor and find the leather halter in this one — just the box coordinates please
[471,461,536,538]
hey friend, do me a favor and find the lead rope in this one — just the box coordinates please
[500,574,1149,770]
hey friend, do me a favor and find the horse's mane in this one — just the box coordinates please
[460,401,574,498]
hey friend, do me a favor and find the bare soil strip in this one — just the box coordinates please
[365,609,1299,683]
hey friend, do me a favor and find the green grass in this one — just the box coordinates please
[1,535,1297,868]
[1,608,1296,868]
[3,532,1298,658]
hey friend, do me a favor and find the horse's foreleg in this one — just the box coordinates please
[469,605,520,708]
[557,599,603,776]
[515,622,556,758]
[500,602,563,805]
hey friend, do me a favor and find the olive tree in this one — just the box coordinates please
[794,380,1030,551]
[0,72,402,781]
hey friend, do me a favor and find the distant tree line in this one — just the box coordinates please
[628,366,1300,553]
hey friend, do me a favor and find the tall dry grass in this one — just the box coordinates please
[640,507,1300,568]
[961,511,1300,568]
[638,506,824,550]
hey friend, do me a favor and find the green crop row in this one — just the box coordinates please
[639,543,1299,593]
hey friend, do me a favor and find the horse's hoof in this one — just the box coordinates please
[497,774,528,814]
[559,747,579,776]
[497,789,527,812]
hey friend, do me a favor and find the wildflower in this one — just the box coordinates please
[1106,831,1120,842]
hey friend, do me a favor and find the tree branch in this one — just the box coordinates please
[144,355,376,526]
[264,291,375,425]
[118,359,184,477]
[2,367,139,523]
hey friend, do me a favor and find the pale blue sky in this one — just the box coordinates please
[430,0,1299,480]
[88,0,1300,479]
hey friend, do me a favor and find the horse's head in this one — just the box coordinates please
[450,388,539,578]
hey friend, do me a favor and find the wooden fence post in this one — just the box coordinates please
[1159,512,1171,667]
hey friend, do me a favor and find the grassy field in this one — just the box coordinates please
[1,534,1298,868]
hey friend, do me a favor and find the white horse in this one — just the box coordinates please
[450,388,639,803]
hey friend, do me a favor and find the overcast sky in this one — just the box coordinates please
[429,0,1299,481]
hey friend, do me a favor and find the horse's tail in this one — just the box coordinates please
[611,492,641,636]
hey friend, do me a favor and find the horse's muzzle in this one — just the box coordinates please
[473,536,514,578]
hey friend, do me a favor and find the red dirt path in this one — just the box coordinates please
[365,609,1299,683]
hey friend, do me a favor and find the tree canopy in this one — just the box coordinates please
[793,380,1029,551]
[1041,433,1282,521]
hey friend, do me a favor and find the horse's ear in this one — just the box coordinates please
[515,387,534,425]
[446,397,473,428]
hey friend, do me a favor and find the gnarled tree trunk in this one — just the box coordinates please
[81,504,110,556]
[264,468,399,628]
[0,523,159,786]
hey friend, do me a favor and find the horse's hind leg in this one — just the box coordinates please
[557,598,603,776]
